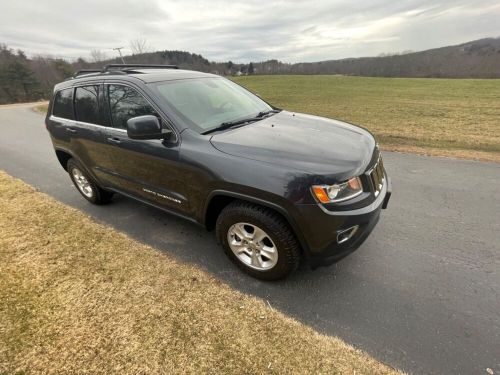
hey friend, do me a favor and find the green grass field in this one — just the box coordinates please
[233,75,500,162]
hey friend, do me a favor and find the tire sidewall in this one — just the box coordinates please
[217,204,299,280]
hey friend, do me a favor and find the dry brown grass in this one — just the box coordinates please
[383,144,500,163]
[0,171,401,375]
[33,103,48,114]
[233,76,500,163]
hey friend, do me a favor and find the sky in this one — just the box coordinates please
[0,0,499,63]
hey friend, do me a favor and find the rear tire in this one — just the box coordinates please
[216,201,301,280]
[67,159,113,205]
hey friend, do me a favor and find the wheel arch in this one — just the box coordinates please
[55,149,72,171]
[53,148,101,185]
[203,190,310,255]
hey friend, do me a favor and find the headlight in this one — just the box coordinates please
[312,177,363,203]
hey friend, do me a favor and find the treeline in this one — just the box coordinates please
[0,45,258,104]
[0,46,219,104]
[0,44,74,104]
[287,38,500,78]
[1,37,499,104]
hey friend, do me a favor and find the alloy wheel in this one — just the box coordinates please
[72,167,94,198]
[227,222,278,270]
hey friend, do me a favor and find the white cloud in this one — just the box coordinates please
[0,0,498,62]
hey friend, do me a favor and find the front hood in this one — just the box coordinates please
[210,111,376,179]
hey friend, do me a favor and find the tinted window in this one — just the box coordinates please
[108,85,157,129]
[52,88,74,120]
[75,85,102,125]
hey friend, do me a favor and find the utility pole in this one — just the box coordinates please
[112,47,125,63]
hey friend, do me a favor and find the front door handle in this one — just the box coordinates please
[107,137,122,145]
[66,127,77,133]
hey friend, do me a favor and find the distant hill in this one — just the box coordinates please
[1,38,499,104]
[286,38,500,78]
[76,37,500,79]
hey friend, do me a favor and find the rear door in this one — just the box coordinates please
[49,83,110,184]
[101,82,188,213]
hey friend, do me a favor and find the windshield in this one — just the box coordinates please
[150,77,272,133]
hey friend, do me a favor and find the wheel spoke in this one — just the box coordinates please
[230,240,246,254]
[251,251,263,267]
[260,246,277,262]
[252,227,267,243]
[232,223,248,240]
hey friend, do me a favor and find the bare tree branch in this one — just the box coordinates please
[129,37,151,55]
[90,49,107,63]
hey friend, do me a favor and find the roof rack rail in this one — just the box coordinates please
[73,69,102,78]
[69,64,179,80]
[102,64,179,71]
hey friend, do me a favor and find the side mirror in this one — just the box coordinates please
[126,115,171,140]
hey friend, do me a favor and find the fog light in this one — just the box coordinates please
[337,225,359,244]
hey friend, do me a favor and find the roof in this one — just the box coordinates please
[55,68,219,90]
[126,69,218,83]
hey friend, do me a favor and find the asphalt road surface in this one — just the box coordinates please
[1,103,499,374]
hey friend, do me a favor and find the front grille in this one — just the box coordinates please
[368,156,385,197]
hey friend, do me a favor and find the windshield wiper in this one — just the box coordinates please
[256,109,280,117]
[202,117,258,135]
[202,109,281,135]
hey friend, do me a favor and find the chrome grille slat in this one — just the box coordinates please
[369,156,385,197]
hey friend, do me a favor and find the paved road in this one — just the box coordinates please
[1,103,499,374]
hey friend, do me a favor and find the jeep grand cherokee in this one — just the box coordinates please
[45,64,391,280]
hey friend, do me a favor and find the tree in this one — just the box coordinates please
[90,49,107,63]
[0,59,42,103]
[17,49,27,59]
[130,36,151,55]
[248,62,254,74]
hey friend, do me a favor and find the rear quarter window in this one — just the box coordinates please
[52,88,74,120]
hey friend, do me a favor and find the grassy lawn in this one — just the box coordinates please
[33,77,500,161]
[233,75,500,162]
[0,171,401,374]
[33,103,48,114]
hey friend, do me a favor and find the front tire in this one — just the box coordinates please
[67,159,113,205]
[216,201,301,280]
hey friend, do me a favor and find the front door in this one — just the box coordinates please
[101,83,188,214]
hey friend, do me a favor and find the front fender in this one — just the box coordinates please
[202,188,311,256]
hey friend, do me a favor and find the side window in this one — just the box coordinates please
[107,85,158,129]
[75,85,102,125]
[52,88,74,120]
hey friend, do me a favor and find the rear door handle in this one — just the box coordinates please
[107,137,123,145]
[66,127,77,133]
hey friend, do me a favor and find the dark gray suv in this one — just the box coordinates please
[45,64,391,280]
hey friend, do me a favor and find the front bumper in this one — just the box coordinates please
[296,176,392,269]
